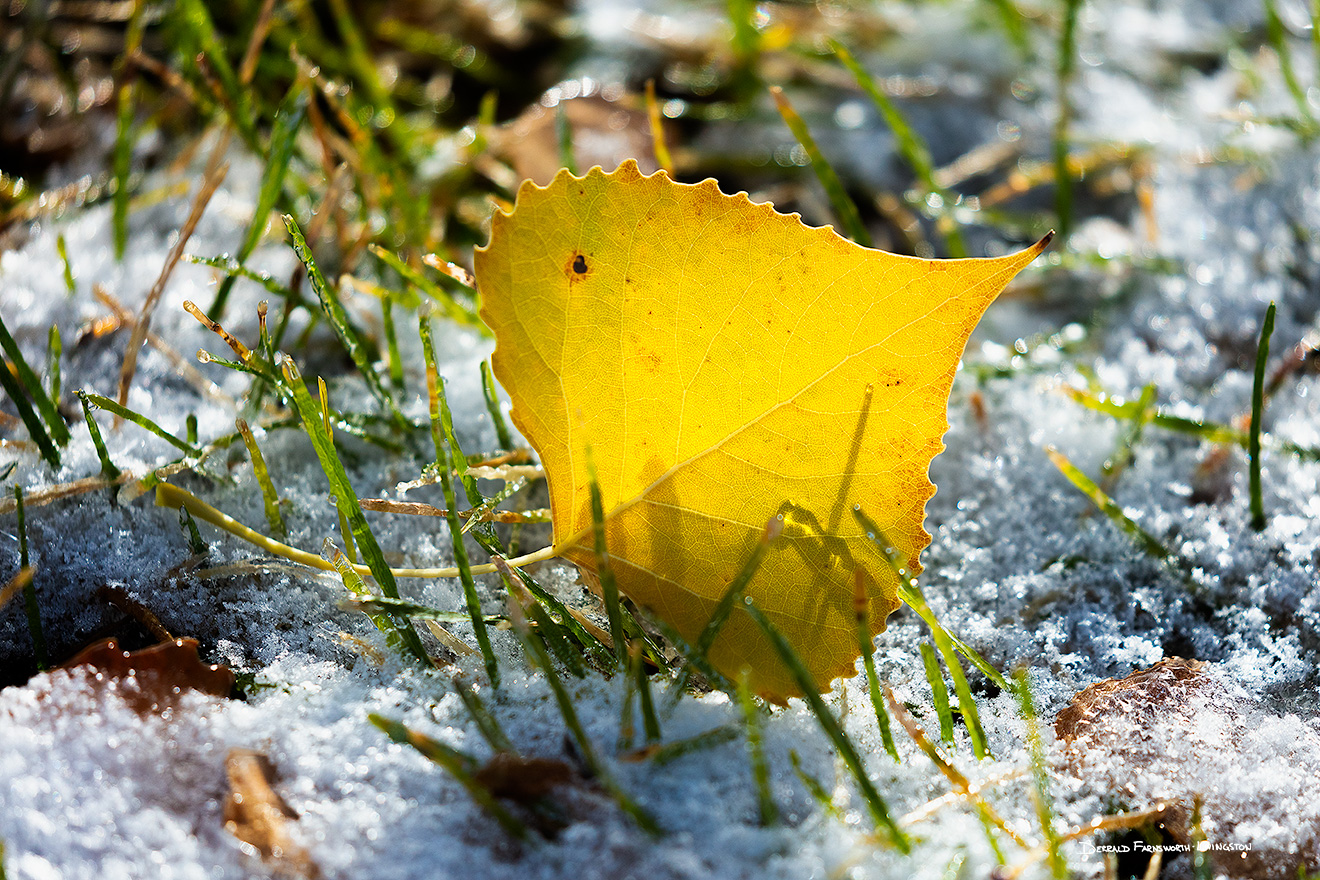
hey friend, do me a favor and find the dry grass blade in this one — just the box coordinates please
[115,146,229,417]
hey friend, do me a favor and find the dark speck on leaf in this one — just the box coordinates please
[573,254,588,274]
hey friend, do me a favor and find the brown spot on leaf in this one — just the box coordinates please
[573,254,588,274]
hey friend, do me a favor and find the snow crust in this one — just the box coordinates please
[2,0,1319,877]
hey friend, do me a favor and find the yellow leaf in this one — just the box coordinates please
[476,160,1048,701]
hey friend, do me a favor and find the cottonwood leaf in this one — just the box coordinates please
[476,160,1048,700]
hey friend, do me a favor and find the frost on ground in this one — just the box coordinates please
[2,1,1320,879]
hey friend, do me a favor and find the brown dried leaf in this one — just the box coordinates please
[223,749,322,880]
[58,637,234,715]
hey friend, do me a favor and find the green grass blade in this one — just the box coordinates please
[0,307,69,447]
[742,599,909,851]
[1250,301,1276,531]
[641,724,739,765]
[830,40,967,257]
[14,488,47,669]
[1045,445,1189,580]
[789,751,845,821]
[278,356,428,662]
[921,641,955,746]
[77,391,121,480]
[671,518,780,697]
[46,326,61,407]
[556,103,578,175]
[112,80,136,260]
[209,86,307,319]
[284,215,406,429]
[633,644,662,743]
[1014,668,1067,879]
[368,714,530,841]
[186,254,297,300]
[1062,383,1320,461]
[325,540,409,653]
[1264,0,1318,134]
[56,234,75,293]
[381,293,404,394]
[855,586,900,761]
[508,586,661,836]
[0,354,60,469]
[236,417,287,537]
[428,368,499,682]
[770,86,872,247]
[82,392,202,456]
[179,505,209,555]
[480,360,515,450]
[586,453,626,669]
[371,245,484,332]
[736,669,778,826]
[853,507,1011,693]
[1053,0,1082,240]
[344,594,497,624]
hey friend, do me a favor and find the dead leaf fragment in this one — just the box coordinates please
[476,160,1047,699]
[474,751,574,803]
[58,637,234,714]
[1057,658,1320,879]
[224,749,322,879]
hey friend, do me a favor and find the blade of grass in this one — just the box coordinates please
[45,326,61,407]
[1264,0,1318,135]
[236,418,286,537]
[278,356,428,662]
[789,750,846,821]
[507,583,661,835]
[1250,301,1276,531]
[853,572,899,761]
[736,669,778,826]
[830,40,967,257]
[0,307,69,447]
[1053,0,1083,240]
[1014,668,1067,879]
[644,79,674,174]
[770,86,872,247]
[381,292,404,394]
[629,724,739,765]
[633,642,662,743]
[1045,445,1193,588]
[373,246,484,332]
[208,85,307,319]
[921,641,956,747]
[82,392,203,457]
[319,379,357,563]
[419,315,500,684]
[116,148,228,416]
[884,685,1019,858]
[154,481,560,579]
[586,451,626,669]
[1061,383,1320,461]
[556,103,579,175]
[284,215,407,429]
[14,488,47,669]
[368,714,530,841]
[186,255,297,300]
[77,392,121,480]
[56,234,75,293]
[742,599,909,851]
[324,539,406,654]
[480,360,514,450]
[853,507,1011,693]
[671,517,780,698]
[491,556,586,679]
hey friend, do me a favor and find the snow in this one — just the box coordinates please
[2,0,1320,877]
